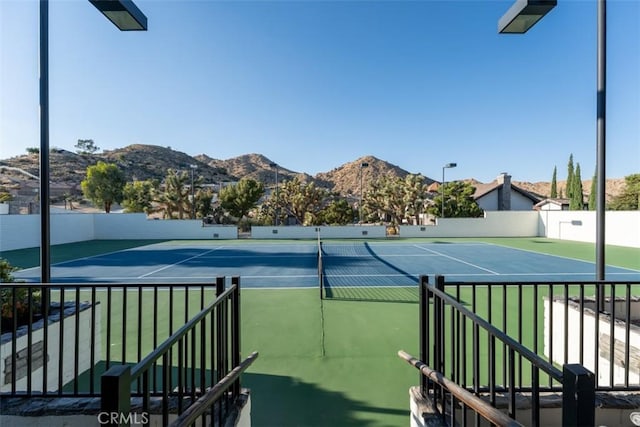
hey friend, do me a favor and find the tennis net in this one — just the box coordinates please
[319,242,419,303]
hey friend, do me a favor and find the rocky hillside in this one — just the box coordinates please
[0,144,628,204]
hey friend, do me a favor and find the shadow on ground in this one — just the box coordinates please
[243,372,406,427]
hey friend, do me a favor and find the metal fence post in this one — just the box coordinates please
[101,364,132,426]
[562,364,595,427]
[231,276,241,397]
[419,275,429,397]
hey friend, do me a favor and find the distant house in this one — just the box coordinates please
[473,173,542,211]
[533,198,571,211]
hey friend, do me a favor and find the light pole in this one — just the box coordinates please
[441,163,457,218]
[38,0,147,283]
[359,162,369,223]
[498,0,606,283]
[269,163,279,226]
[190,164,198,219]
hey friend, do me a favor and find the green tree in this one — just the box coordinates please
[569,163,584,210]
[25,147,39,155]
[81,161,125,213]
[550,166,558,198]
[566,154,575,201]
[318,198,355,225]
[427,181,483,218]
[75,139,99,155]
[363,175,406,226]
[122,180,158,214]
[588,170,597,210]
[275,178,329,226]
[219,178,264,220]
[402,174,432,225]
[195,188,214,218]
[155,169,191,219]
[610,174,640,210]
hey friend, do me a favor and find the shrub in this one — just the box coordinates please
[0,259,42,332]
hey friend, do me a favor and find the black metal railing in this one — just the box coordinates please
[435,276,640,391]
[0,282,220,397]
[100,277,253,427]
[412,275,605,426]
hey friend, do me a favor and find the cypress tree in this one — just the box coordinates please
[566,154,574,201]
[589,169,597,210]
[550,166,558,198]
[570,163,584,210]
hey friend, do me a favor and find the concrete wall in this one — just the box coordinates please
[251,225,387,239]
[544,298,640,387]
[0,304,100,393]
[539,210,640,248]
[92,214,238,240]
[0,214,237,251]
[1,210,638,251]
[399,211,540,238]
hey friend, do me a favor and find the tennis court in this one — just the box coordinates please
[4,238,640,426]
[11,239,640,286]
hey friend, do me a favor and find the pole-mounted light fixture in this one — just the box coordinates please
[498,0,607,288]
[441,163,457,219]
[89,0,148,31]
[498,0,556,34]
[360,162,369,223]
[39,0,147,284]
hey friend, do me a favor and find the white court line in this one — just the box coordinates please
[413,244,500,275]
[138,247,223,278]
[484,242,640,273]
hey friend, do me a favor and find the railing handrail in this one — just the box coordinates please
[427,282,564,380]
[169,351,259,427]
[398,350,524,427]
[130,284,237,381]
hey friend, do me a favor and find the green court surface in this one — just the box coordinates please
[241,289,419,427]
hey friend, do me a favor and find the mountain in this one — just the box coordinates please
[0,144,627,205]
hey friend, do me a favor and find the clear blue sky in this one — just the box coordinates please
[1,0,638,183]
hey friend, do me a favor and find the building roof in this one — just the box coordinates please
[533,198,570,209]
[473,181,542,203]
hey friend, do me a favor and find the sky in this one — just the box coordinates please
[1,0,638,184]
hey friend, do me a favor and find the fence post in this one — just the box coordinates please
[419,275,429,397]
[101,364,132,426]
[562,364,595,427]
[231,276,241,397]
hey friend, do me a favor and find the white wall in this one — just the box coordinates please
[400,211,540,238]
[1,211,638,251]
[539,210,640,248]
[92,214,237,240]
[0,304,100,393]
[251,225,387,239]
[544,298,640,387]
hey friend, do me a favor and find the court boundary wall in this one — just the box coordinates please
[0,211,638,252]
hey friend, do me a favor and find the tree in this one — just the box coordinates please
[566,154,575,201]
[75,139,100,155]
[81,162,125,213]
[275,178,328,225]
[588,170,597,210]
[219,178,264,220]
[122,180,158,214]
[25,147,39,155]
[195,188,214,218]
[610,174,640,210]
[318,198,355,225]
[155,169,191,219]
[427,181,483,218]
[550,166,558,198]
[569,163,584,210]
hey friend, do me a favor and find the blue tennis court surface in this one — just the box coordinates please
[13,240,640,286]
